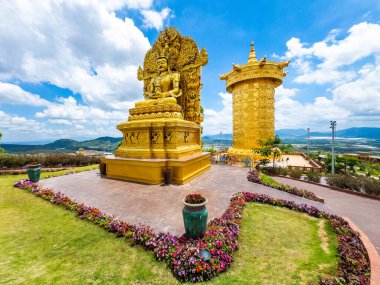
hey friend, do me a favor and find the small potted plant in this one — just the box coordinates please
[26,162,41,182]
[182,193,208,239]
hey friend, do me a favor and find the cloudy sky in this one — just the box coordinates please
[0,0,380,142]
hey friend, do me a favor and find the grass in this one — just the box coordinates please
[41,164,99,178]
[259,172,284,188]
[212,204,338,284]
[1,167,338,284]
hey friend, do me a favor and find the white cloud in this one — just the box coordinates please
[0,0,152,110]
[203,92,232,135]
[0,109,121,142]
[36,96,128,126]
[273,22,380,130]
[141,8,172,30]
[0,82,50,106]
[48,119,73,125]
[285,22,380,85]
[0,111,45,133]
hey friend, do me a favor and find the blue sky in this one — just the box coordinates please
[0,0,380,142]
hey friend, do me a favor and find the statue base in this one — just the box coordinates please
[228,147,254,158]
[102,117,210,184]
[228,147,272,162]
[101,152,210,185]
[115,118,202,159]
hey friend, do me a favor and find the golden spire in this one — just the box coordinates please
[248,41,257,63]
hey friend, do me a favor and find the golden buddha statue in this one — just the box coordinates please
[102,27,211,185]
[135,56,181,107]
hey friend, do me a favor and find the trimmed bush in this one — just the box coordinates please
[279,167,289,176]
[248,170,322,202]
[305,172,322,183]
[289,169,303,179]
[0,153,100,168]
[326,174,380,196]
[258,166,287,176]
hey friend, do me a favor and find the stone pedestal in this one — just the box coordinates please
[102,152,210,185]
[115,118,201,159]
[102,117,210,184]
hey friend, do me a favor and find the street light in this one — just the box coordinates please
[220,131,222,151]
[330,121,337,174]
[307,128,310,157]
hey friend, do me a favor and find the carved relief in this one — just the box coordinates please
[164,131,173,144]
[129,132,139,144]
[184,131,190,143]
[123,131,141,145]
[151,131,160,144]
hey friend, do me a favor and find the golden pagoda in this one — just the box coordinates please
[220,42,289,157]
[101,27,210,184]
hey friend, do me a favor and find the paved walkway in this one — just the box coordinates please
[276,154,314,167]
[40,165,330,236]
[272,176,380,254]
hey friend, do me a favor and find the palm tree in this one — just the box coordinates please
[0,132,5,153]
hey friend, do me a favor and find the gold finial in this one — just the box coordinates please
[248,41,257,63]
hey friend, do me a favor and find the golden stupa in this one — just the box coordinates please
[101,27,210,184]
[220,42,289,157]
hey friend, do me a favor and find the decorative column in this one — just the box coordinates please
[220,42,289,157]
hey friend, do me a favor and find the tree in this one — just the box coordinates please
[323,153,344,174]
[254,135,292,168]
[0,132,4,153]
[344,156,359,173]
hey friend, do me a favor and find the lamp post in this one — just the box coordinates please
[330,121,336,174]
[307,128,310,157]
[220,131,222,151]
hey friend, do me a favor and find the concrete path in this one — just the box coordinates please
[272,176,380,254]
[40,165,330,236]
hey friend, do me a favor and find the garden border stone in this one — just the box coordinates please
[344,217,380,285]
[271,175,380,202]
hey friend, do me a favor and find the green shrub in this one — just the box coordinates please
[258,166,287,176]
[305,172,321,183]
[289,169,303,179]
[326,174,380,196]
[0,153,100,168]
[279,167,289,176]
[361,178,380,196]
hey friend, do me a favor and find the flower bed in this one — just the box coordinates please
[14,179,370,284]
[247,169,323,202]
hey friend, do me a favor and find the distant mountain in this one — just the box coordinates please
[275,129,307,137]
[2,136,122,153]
[2,127,378,153]
[202,133,232,145]
[308,127,380,139]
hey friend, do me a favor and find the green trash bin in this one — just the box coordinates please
[182,198,208,239]
[27,164,41,182]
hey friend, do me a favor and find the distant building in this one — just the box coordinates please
[343,152,380,163]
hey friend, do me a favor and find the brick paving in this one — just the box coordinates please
[40,165,330,236]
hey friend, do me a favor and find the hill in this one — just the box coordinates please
[2,127,379,153]
[308,127,380,139]
[2,137,122,153]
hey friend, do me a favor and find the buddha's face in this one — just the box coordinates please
[157,58,168,72]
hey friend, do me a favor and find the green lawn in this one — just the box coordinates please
[0,167,338,284]
[259,172,284,187]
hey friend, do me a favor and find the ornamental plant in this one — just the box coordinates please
[247,169,322,202]
[14,179,370,284]
[185,193,206,204]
